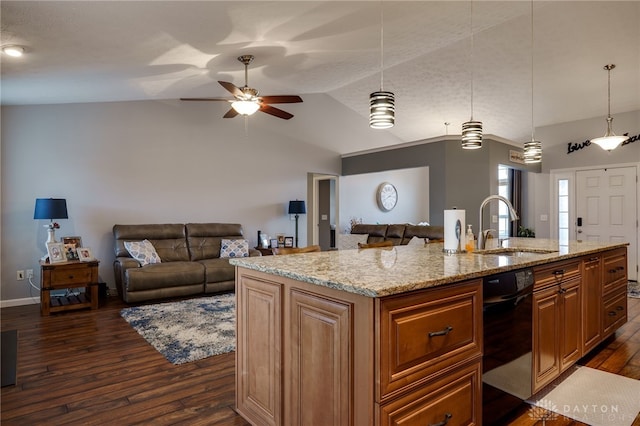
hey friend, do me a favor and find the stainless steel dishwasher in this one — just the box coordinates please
[482,267,534,425]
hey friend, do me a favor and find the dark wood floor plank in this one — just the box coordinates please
[2,295,639,425]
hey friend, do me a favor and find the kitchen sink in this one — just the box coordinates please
[475,247,558,256]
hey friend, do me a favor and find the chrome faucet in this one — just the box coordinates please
[477,195,519,250]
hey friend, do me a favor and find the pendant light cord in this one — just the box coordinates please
[607,66,612,119]
[379,0,384,91]
[469,0,475,120]
[530,0,535,140]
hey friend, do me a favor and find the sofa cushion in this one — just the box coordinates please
[351,224,387,244]
[124,240,161,266]
[220,239,249,258]
[186,223,245,261]
[125,262,204,292]
[402,225,445,244]
[113,224,190,262]
[197,258,235,284]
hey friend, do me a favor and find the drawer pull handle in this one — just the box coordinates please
[558,288,567,294]
[428,326,453,337]
[68,275,74,279]
[617,266,625,271]
[589,257,599,261]
[609,311,617,316]
[553,269,565,277]
[616,306,624,311]
[430,413,452,426]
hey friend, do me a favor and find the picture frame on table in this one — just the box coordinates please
[64,243,79,261]
[277,234,285,247]
[270,239,279,249]
[284,236,294,248]
[47,242,67,264]
[62,236,82,248]
[77,247,94,262]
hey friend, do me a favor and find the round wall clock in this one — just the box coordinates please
[376,182,398,212]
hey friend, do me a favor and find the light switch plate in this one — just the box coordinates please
[540,214,548,222]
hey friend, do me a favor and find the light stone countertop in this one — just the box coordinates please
[230,238,628,298]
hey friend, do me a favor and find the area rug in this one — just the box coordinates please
[120,294,235,365]
[482,352,532,400]
[629,281,640,298]
[526,366,640,426]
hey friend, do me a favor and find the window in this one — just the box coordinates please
[497,165,510,239]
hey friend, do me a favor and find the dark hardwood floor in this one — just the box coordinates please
[2,294,639,425]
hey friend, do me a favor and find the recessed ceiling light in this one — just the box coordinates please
[2,45,25,57]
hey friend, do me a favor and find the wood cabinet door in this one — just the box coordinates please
[288,289,352,426]
[582,256,602,354]
[236,273,283,426]
[533,286,560,392]
[559,278,581,371]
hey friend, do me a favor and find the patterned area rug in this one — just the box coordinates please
[120,293,235,365]
[629,281,640,298]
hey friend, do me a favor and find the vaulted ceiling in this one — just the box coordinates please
[2,1,638,154]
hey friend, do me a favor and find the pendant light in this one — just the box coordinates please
[462,0,482,149]
[590,64,628,151]
[524,0,542,164]
[369,1,395,129]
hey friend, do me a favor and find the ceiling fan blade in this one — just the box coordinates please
[218,81,243,98]
[180,97,231,102]
[223,108,240,119]
[260,104,294,120]
[259,95,303,104]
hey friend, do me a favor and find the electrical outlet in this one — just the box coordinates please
[26,269,34,279]
[17,270,24,280]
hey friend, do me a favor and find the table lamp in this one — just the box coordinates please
[34,198,68,251]
[288,200,306,248]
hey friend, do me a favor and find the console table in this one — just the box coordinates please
[40,259,100,315]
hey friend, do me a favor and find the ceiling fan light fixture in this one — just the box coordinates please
[2,45,24,57]
[369,91,395,129]
[231,100,260,116]
[461,120,483,149]
[591,64,628,152]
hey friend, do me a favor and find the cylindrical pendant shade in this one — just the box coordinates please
[461,120,483,149]
[524,139,542,163]
[34,198,68,220]
[369,91,395,129]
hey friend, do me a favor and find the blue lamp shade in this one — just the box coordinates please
[34,198,68,220]
[288,200,306,215]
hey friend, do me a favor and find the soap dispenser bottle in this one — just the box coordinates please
[465,225,475,252]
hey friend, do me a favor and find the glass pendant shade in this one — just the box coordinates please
[461,120,483,149]
[231,100,260,116]
[369,91,395,129]
[591,64,628,152]
[591,117,627,151]
[524,139,542,163]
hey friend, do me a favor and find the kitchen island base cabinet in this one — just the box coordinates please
[235,268,481,426]
[236,269,375,426]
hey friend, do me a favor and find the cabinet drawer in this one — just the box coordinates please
[378,360,480,426]
[50,264,95,285]
[602,249,627,294]
[603,288,627,337]
[377,280,482,399]
[533,259,581,290]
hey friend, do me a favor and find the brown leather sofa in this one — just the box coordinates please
[113,223,260,303]
[350,223,445,245]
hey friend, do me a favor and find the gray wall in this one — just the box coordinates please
[342,137,542,232]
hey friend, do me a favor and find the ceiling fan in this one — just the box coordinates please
[180,55,303,120]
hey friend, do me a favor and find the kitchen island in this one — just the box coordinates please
[230,238,628,425]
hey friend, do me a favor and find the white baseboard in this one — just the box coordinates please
[1,297,40,308]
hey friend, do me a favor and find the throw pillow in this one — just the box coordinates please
[124,240,161,266]
[407,236,426,246]
[336,234,369,250]
[220,239,249,258]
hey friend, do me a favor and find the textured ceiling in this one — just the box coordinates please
[1,1,639,153]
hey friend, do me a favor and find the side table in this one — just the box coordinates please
[40,259,100,316]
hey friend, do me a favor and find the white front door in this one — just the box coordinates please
[576,166,638,281]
